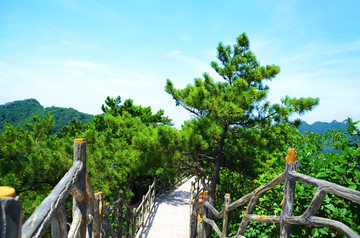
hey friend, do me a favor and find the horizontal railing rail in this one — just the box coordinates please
[194,149,360,238]
[0,139,157,238]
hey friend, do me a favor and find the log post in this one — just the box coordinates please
[95,191,103,234]
[0,187,22,238]
[141,195,145,227]
[201,191,209,238]
[221,193,231,238]
[51,203,67,238]
[280,148,297,238]
[73,138,88,238]
[197,178,200,196]
[125,206,131,238]
[132,207,136,236]
[152,178,156,209]
[117,190,124,238]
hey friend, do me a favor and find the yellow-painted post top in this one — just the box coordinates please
[0,186,16,198]
[285,148,296,163]
[95,191,103,201]
[256,215,267,220]
[75,138,85,143]
[225,193,230,197]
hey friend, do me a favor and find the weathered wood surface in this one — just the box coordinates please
[85,173,101,237]
[196,148,360,238]
[134,179,156,238]
[290,170,360,203]
[21,140,88,238]
[0,196,22,238]
[72,140,87,238]
[50,203,67,238]
[3,139,170,238]
[280,161,296,238]
[99,178,157,238]
[21,160,83,237]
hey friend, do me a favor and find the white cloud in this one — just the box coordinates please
[64,60,103,69]
[170,50,181,55]
[180,34,191,42]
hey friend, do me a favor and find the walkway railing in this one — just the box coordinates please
[0,139,156,238]
[193,149,360,238]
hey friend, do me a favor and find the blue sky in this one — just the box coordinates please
[1,0,359,128]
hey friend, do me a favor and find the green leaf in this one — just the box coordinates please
[316,171,328,178]
[312,228,319,236]
[325,204,335,211]
[349,184,357,190]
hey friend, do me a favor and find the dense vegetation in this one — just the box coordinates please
[0,33,359,237]
[166,33,318,230]
[0,98,94,133]
[0,96,183,220]
[216,118,360,237]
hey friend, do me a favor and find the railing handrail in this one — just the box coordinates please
[0,139,159,238]
[21,160,83,237]
[194,149,360,238]
[22,139,88,238]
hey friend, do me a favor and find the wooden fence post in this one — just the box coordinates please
[221,193,231,238]
[280,148,297,238]
[201,191,209,238]
[125,206,131,238]
[132,207,136,236]
[141,195,145,227]
[51,203,67,238]
[117,190,124,238]
[72,138,88,238]
[0,187,22,238]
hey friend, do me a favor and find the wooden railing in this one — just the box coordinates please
[0,139,156,238]
[193,149,360,238]
[189,177,206,237]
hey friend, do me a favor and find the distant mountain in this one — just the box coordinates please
[0,99,94,133]
[298,119,348,134]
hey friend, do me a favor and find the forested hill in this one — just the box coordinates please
[298,119,348,134]
[0,99,94,133]
[1,99,350,135]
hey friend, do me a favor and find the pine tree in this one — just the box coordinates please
[165,33,319,222]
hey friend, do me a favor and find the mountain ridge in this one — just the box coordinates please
[0,98,94,133]
[297,119,348,134]
[0,98,351,134]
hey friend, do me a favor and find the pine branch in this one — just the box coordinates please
[181,152,216,162]
[177,157,204,174]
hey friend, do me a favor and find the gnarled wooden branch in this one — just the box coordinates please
[286,216,360,238]
[228,172,284,212]
[289,170,360,203]
[22,161,83,237]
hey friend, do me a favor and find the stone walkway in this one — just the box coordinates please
[140,177,195,238]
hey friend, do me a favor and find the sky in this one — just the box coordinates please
[0,0,359,128]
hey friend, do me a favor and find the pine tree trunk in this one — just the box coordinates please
[205,124,228,238]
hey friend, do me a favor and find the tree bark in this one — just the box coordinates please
[206,123,228,238]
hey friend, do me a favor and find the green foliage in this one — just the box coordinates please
[0,96,180,219]
[101,96,173,126]
[218,119,360,237]
[0,99,43,129]
[78,96,178,202]
[166,33,319,208]
[0,98,94,133]
[0,113,72,219]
